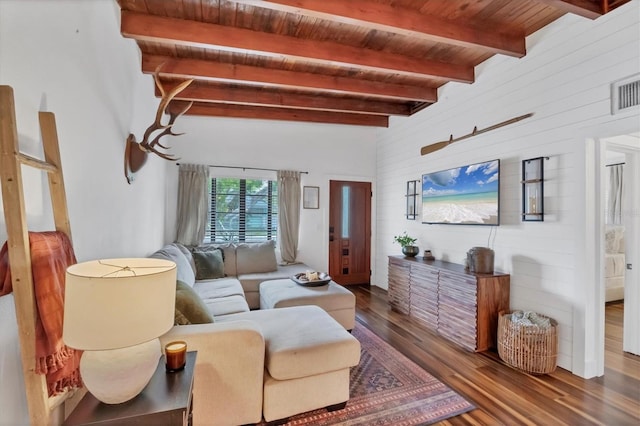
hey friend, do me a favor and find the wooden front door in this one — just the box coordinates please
[328,180,371,285]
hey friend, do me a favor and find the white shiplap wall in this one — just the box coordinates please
[374,1,640,374]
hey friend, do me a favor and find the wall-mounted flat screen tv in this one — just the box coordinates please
[421,159,500,225]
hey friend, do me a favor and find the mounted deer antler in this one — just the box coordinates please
[125,64,194,183]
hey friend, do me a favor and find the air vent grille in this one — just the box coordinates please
[612,74,640,115]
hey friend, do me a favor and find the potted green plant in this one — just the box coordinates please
[393,232,419,257]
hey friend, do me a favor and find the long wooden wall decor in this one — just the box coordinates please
[420,112,534,156]
[0,85,77,425]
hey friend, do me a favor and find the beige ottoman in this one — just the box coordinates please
[260,279,356,330]
[217,305,361,422]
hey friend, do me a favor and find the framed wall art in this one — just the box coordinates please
[303,186,319,209]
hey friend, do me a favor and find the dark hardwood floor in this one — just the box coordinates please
[350,285,640,425]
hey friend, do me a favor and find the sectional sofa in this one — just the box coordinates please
[150,241,361,425]
[151,240,312,311]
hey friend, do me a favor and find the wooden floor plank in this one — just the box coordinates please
[351,285,640,425]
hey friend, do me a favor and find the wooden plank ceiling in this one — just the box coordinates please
[117,0,628,127]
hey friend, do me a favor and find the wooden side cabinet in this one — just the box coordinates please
[388,256,509,352]
[409,262,439,332]
[388,257,411,314]
[64,351,196,426]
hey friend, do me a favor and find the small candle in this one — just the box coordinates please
[165,341,187,372]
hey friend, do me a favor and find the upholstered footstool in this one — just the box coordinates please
[216,305,361,422]
[260,279,356,330]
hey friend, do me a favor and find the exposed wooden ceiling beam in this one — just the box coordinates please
[143,54,438,102]
[534,0,603,19]
[159,81,413,116]
[185,103,389,127]
[122,11,474,83]
[232,0,526,58]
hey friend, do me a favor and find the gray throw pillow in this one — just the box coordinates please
[175,280,214,325]
[192,248,225,280]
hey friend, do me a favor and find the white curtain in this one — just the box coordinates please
[176,164,209,246]
[607,164,624,225]
[278,170,301,264]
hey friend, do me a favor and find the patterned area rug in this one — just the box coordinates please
[274,323,476,425]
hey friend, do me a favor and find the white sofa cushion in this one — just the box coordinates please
[171,243,196,275]
[150,244,196,287]
[236,240,278,274]
[193,277,245,300]
[204,295,250,316]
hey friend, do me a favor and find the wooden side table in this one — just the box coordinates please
[64,351,196,426]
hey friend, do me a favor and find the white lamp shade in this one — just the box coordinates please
[63,258,176,351]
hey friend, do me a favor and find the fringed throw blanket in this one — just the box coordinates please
[0,231,83,396]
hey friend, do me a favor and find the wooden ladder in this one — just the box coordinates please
[0,85,75,425]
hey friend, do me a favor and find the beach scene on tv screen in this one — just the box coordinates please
[422,159,499,225]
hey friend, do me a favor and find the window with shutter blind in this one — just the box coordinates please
[205,177,278,243]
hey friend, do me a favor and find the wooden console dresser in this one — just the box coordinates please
[388,256,510,352]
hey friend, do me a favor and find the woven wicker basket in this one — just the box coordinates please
[497,311,558,375]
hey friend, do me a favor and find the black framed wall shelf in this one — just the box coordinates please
[522,157,549,222]
[405,180,419,220]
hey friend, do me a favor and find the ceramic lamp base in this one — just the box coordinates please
[80,338,161,404]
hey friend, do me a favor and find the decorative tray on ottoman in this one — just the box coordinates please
[291,272,332,287]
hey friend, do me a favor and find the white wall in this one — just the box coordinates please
[374,1,640,375]
[0,0,168,261]
[166,116,378,271]
[0,1,171,423]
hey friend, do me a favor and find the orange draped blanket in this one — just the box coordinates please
[0,231,83,396]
